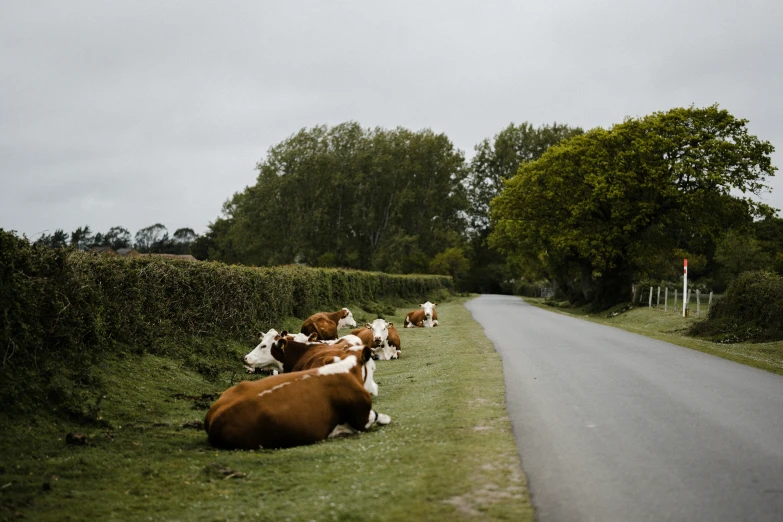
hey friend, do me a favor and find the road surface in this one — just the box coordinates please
[465,295,783,522]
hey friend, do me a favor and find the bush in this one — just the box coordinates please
[689,270,783,343]
[0,230,453,413]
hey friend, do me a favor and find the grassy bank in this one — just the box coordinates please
[524,298,783,376]
[0,298,532,521]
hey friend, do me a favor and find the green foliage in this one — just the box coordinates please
[467,122,584,231]
[0,230,452,414]
[490,105,777,309]
[428,247,470,282]
[206,122,469,271]
[689,271,783,342]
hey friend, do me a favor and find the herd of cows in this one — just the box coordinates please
[204,301,440,450]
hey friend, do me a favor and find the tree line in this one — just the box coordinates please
[34,223,200,255]
[29,105,782,309]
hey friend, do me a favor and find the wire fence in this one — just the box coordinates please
[632,284,716,318]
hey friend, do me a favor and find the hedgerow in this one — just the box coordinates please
[689,270,783,343]
[0,230,452,415]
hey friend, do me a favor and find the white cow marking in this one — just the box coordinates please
[317,355,358,375]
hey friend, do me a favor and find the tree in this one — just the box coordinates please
[462,122,583,292]
[466,122,584,231]
[429,247,470,282]
[714,229,772,284]
[103,226,132,250]
[34,229,69,248]
[70,226,94,251]
[208,122,469,270]
[135,223,168,253]
[490,105,777,309]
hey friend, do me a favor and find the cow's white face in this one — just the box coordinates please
[243,329,284,371]
[365,319,390,348]
[337,308,357,329]
[420,301,436,321]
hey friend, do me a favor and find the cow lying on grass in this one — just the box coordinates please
[404,301,439,328]
[205,347,390,449]
[300,308,357,340]
[351,319,401,360]
[243,330,364,373]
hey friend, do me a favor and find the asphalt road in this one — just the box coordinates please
[465,295,783,522]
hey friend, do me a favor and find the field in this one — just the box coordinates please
[525,298,783,375]
[0,298,533,521]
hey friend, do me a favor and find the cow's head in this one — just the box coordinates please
[420,301,437,321]
[337,308,357,329]
[364,318,392,348]
[243,329,284,372]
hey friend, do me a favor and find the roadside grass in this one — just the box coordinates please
[524,298,783,376]
[0,298,532,522]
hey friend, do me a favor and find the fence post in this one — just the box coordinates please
[709,291,713,308]
[665,288,668,311]
[648,286,653,308]
[696,289,701,318]
[657,286,661,308]
[674,289,678,314]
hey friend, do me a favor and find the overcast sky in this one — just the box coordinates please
[1,0,781,241]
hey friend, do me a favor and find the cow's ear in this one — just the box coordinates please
[420,303,425,308]
[433,303,438,307]
[308,332,318,342]
[387,322,394,328]
[365,322,372,329]
[276,338,287,351]
[280,330,288,337]
[361,346,372,363]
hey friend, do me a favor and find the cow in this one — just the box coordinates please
[204,347,390,449]
[300,308,357,340]
[404,301,439,328]
[243,330,362,374]
[351,319,401,360]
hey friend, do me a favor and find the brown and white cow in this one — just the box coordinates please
[351,319,401,360]
[404,301,439,328]
[243,330,363,374]
[204,347,390,450]
[300,308,357,340]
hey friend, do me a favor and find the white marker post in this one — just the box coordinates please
[682,258,688,317]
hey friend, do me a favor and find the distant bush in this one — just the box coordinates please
[0,230,452,413]
[689,270,783,343]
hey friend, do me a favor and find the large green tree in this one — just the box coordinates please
[490,105,777,309]
[208,122,469,271]
[464,122,583,292]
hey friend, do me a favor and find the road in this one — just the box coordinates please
[465,295,783,522]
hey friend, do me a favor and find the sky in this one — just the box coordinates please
[1,0,781,241]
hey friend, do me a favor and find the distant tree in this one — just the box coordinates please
[135,223,168,253]
[70,226,94,251]
[490,105,777,309]
[462,122,583,293]
[714,230,771,283]
[103,226,132,250]
[34,229,69,248]
[208,122,468,270]
[429,247,470,283]
[466,122,584,231]
[165,227,197,255]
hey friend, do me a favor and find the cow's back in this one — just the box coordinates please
[404,310,425,327]
[301,313,338,340]
[205,371,371,449]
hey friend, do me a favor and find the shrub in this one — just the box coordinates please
[0,230,453,413]
[689,270,783,343]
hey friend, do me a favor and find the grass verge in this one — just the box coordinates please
[0,297,532,521]
[524,298,783,376]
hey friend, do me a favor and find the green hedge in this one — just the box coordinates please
[689,270,783,343]
[0,230,452,412]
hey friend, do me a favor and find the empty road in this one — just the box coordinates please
[465,295,783,522]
